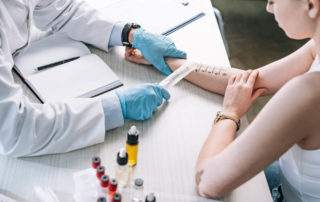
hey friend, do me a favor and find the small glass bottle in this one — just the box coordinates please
[116,148,129,188]
[145,193,156,202]
[100,175,109,194]
[96,165,105,180]
[112,193,122,202]
[132,178,144,202]
[109,178,118,196]
[92,156,101,169]
[97,197,106,202]
[126,126,139,166]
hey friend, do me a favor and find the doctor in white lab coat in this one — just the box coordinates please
[0,0,186,157]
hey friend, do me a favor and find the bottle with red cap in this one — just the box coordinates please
[112,193,121,202]
[92,156,101,169]
[74,156,110,202]
[109,178,118,196]
[96,165,105,180]
[97,197,106,202]
[100,175,109,194]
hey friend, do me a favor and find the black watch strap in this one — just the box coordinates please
[121,23,141,47]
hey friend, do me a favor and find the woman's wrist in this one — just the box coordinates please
[221,109,240,120]
[214,111,241,131]
[220,118,238,130]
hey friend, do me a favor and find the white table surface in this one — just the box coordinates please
[0,0,272,201]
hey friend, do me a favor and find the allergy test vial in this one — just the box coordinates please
[132,178,144,202]
[145,193,156,202]
[159,61,197,90]
[116,148,129,188]
[126,125,139,166]
[100,175,109,194]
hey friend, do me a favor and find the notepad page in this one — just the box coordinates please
[26,54,121,103]
[14,33,90,77]
[94,0,203,35]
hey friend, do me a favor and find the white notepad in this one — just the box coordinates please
[14,34,122,103]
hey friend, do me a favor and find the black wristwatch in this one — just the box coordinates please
[121,23,141,47]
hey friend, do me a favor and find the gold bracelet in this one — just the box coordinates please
[213,111,240,131]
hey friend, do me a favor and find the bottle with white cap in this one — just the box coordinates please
[126,125,139,166]
[116,148,129,188]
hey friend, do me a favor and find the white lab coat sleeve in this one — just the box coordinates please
[33,0,115,52]
[0,37,106,157]
[101,93,124,131]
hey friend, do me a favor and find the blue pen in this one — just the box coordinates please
[162,12,206,36]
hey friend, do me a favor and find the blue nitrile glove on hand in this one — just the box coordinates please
[132,28,187,76]
[115,83,170,120]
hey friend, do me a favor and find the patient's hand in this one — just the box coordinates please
[223,70,267,119]
[125,47,151,65]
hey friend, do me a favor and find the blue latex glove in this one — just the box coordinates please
[132,28,187,75]
[115,83,170,120]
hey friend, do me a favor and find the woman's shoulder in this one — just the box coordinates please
[286,71,320,97]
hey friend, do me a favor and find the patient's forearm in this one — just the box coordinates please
[165,58,243,95]
[164,41,315,95]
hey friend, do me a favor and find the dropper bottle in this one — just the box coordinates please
[116,148,129,187]
[126,126,139,166]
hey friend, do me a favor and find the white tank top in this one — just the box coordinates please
[279,57,320,202]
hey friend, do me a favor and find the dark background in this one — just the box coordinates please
[212,0,308,122]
